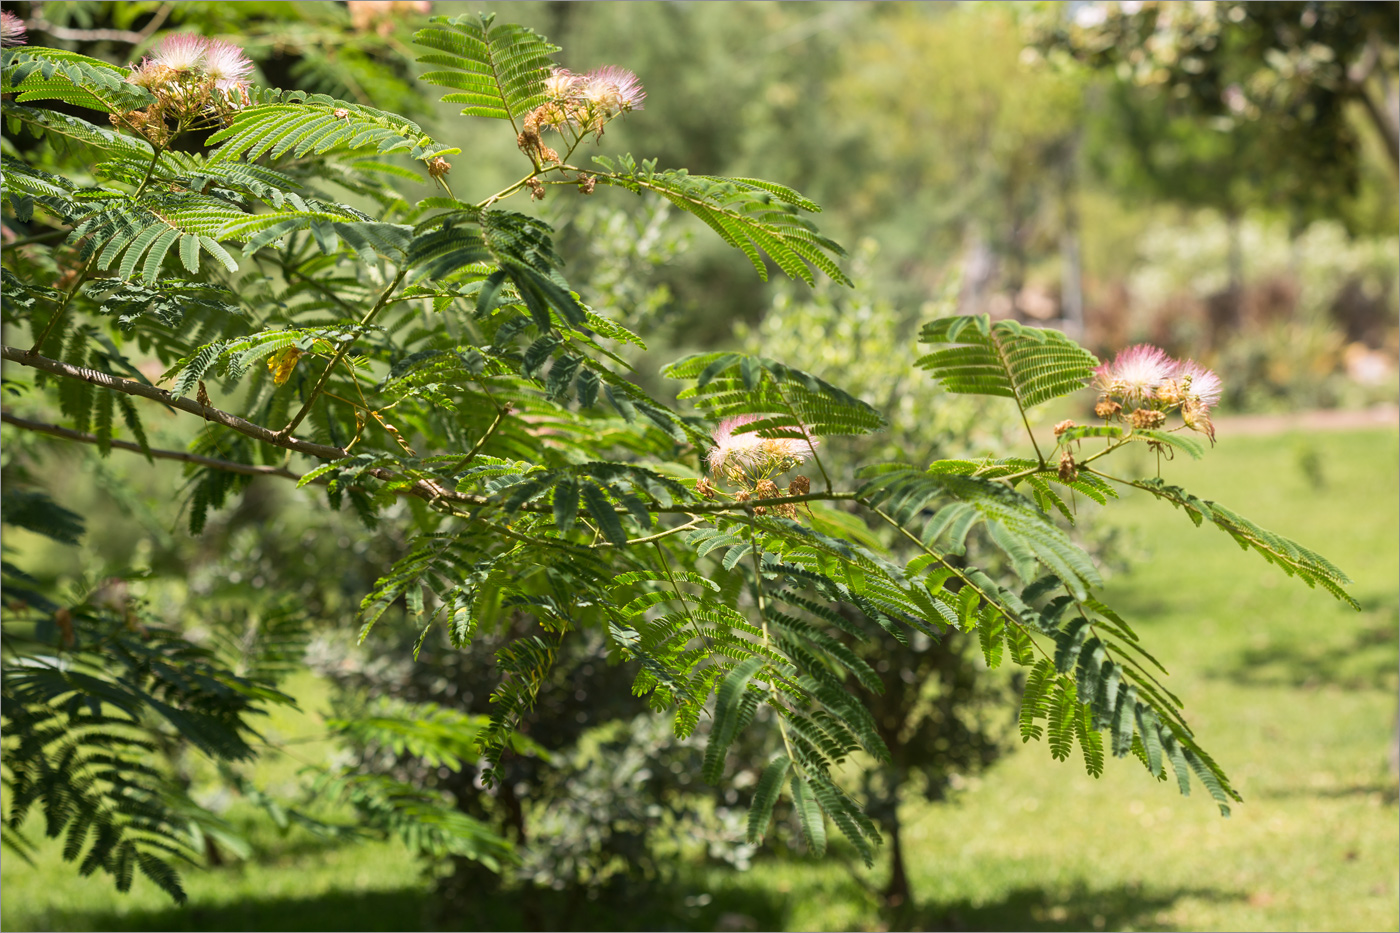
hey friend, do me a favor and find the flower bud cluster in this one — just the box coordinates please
[1092,344,1223,443]
[112,34,254,144]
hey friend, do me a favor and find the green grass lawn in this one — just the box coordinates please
[4,427,1396,932]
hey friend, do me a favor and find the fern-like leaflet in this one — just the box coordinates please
[205,89,459,165]
[594,154,852,287]
[918,315,1099,454]
[414,12,559,126]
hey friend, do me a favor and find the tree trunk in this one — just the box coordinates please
[1349,33,1400,174]
[1209,211,1246,350]
[1059,133,1085,342]
[882,813,912,913]
[497,778,545,931]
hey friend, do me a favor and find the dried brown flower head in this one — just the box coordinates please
[753,479,780,500]
[1095,399,1123,420]
[1129,408,1167,430]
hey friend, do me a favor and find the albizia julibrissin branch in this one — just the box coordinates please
[0,347,855,518]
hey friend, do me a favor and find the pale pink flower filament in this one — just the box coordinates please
[1,11,27,47]
[706,414,821,486]
[151,33,209,72]
[706,414,766,478]
[1172,360,1222,411]
[202,39,255,91]
[582,65,645,116]
[1095,344,1176,406]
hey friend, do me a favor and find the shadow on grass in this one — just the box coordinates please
[22,874,792,933]
[38,876,1249,933]
[1258,780,1400,805]
[903,882,1246,932]
[13,888,432,933]
[1215,613,1398,691]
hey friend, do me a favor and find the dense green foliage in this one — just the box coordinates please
[0,4,1366,910]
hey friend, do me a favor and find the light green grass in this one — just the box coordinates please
[3,429,1396,931]
[889,426,1399,932]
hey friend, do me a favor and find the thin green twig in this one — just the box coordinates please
[281,269,406,437]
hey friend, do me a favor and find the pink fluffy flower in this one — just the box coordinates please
[1172,360,1223,411]
[151,33,209,72]
[581,65,645,115]
[1,11,27,47]
[202,39,254,91]
[1094,344,1176,405]
[706,414,766,477]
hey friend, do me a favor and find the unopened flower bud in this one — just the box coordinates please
[1130,408,1166,430]
[1058,450,1078,481]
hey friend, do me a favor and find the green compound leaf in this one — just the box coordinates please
[414,12,558,124]
[917,315,1099,411]
[594,154,850,287]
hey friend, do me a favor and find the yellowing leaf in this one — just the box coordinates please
[267,346,303,386]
